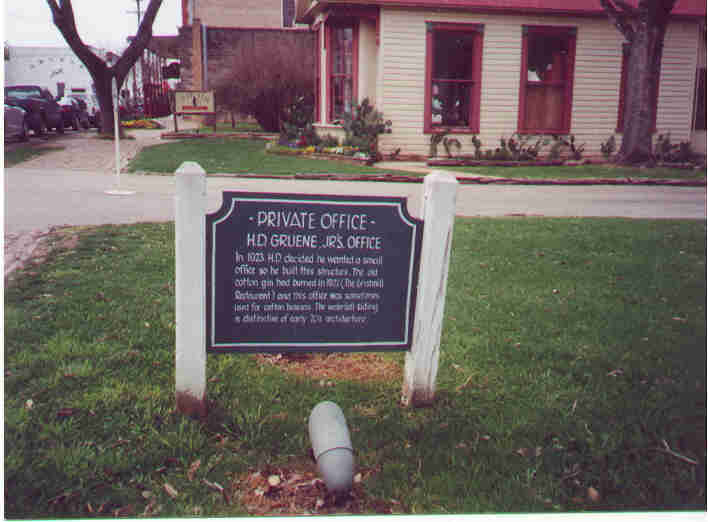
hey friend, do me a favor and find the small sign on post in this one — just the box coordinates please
[175,90,216,132]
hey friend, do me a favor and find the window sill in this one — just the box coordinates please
[518,128,570,135]
[425,126,479,135]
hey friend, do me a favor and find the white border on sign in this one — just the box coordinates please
[209,196,420,349]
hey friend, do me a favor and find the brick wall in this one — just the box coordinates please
[196,0,284,29]
[177,25,315,118]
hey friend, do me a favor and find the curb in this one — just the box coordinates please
[190,171,707,187]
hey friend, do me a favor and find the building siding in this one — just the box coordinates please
[375,7,701,159]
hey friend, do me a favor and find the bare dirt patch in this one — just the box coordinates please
[255,352,402,385]
[4,226,81,280]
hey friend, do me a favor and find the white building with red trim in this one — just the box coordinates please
[297,0,706,159]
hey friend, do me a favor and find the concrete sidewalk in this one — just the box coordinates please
[5,167,706,238]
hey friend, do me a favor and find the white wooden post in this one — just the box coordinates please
[175,161,208,418]
[402,171,458,407]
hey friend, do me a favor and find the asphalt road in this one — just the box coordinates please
[4,167,706,236]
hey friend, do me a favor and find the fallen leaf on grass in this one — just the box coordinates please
[57,407,78,418]
[188,459,201,481]
[515,447,542,458]
[455,375,474,392]
[163,483,179,498]
[113,504,135,516]
[587,486,601,503]
[203,479,229,504]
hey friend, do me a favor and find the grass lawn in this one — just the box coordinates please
[4,144,65,167]
[127,137,418,176]
[198,121,264,133]
[444,164,707,180]
[4,218,706,517]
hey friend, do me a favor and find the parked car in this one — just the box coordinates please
[57,95,90,130]
[5,85,64,135]
[4,103,30,141]
[69,92,100,127]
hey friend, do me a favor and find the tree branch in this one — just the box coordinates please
[614,0,639,16]
[599,0,636,42]
[45,0,105,72]
[115,0,164,83]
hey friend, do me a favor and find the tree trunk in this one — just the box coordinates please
[46,0,163,136]
[600,0,676,165]
[617,8,669,164]
[93,72,120,135]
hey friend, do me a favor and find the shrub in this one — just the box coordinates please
[341,98,392,160]
[443,137,461,158]
[553,134,586,161]
[470,135,483,159]
[654,133,696,163]
[601,135,616,161]
[507,133,549,161]
[213,31,315,132]
[429,132,447,158]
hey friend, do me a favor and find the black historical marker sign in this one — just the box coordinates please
[206,192,423,353]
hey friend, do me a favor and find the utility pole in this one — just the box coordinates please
[127,0,144,116]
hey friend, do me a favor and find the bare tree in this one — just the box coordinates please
[46,0,163,134]
[213,31,315,133]
[600,0,677,164]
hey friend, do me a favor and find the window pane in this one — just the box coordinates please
[433,31,476,80]
[525,84,565,130]
[331,76,353,120]
[527,34,568,82]
[431,81,471,127]
[332,27,353,76]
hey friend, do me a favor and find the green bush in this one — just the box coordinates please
[601,135,616,161]
[341,98,392,160]
[654,133,696,163]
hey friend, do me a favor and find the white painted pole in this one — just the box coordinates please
[175,161,208,418]
[113,77,120,186]
[402,170,458,407]
[105,78,135,196]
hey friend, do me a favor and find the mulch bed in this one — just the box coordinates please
[255,352,402,384]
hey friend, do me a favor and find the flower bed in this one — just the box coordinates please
[266,143,373,164]
[428,158,567,167]
[121,119,164,130]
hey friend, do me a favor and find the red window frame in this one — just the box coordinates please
[326,20,359,123]
[314,23,322,123]
[424,21,484,134]
[616,42,660,132]
[518,25,576,135]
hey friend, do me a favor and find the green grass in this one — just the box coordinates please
[127,137,419,176]
[4,144,65,167]
[445,164,706,180]
[4,219,706,517]
[198,121,264,133]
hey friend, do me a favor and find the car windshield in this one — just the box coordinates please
[6,87,42,99]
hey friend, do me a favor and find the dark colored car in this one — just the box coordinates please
[69,92,100,127]
[5,85,64,135]
[4,103,30,141]
[57,95,90,130]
